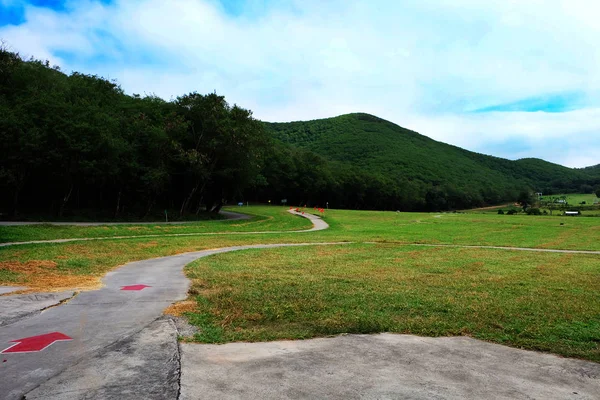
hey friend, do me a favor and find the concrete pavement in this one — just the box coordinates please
[180,333,600,400]
[24,317,181,400]
[0,286,27,295]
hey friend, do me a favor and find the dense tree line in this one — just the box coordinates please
[0,48,267,219]
[2,47,599,218]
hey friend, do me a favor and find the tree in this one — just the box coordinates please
[174,93,269,214]
[596,188,600,198]
[517,190,534,211]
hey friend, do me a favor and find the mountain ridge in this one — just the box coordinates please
[266,112,595,169]
[259,113,599,210]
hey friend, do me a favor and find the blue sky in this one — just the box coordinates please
[1,0,599,167]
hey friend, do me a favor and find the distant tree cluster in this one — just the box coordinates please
[0,48,268,219]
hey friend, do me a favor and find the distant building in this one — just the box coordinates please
[564,211,580,216]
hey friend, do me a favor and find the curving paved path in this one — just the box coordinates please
[0,210,251,226]
[0,212,335,399]
[0,210,326,248]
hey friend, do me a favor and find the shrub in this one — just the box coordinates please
[506,209,518,215]
[497,209,504,215]
[527,208,542,215]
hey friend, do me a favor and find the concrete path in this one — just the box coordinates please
[0,210,325,248]
[412,243,600,255]
[24,317,182,400]
[0,210,250,226]
[180,333,600,400]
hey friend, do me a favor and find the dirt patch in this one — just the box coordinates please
[0,260,102,292]
[0,260,58,273]
[25,274,102,293]
[164,300,197,316]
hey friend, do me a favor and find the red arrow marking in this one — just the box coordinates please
[1,332,72,354]
[121,284,151,291]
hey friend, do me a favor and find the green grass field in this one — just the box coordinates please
[542,193,599,205]
[4,206,600,250]
[184,243,600,362]
[1,206,598,361]
[0,206,310,243]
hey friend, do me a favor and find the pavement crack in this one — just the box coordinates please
[39,291,79,312]
[170,316,184,400]
[0,291,79,328]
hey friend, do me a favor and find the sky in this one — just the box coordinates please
[1,0,599,168]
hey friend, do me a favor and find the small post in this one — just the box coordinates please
[165,209,168,223]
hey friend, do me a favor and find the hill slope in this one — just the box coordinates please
[261,113,598,210]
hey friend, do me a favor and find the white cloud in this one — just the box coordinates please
[1,0,599,167]
[403,108,600,167]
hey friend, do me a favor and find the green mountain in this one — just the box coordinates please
[260,113,598,210]
[2,45,597,215]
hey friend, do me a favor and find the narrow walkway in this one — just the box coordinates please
[0,210,325,248]
[406,243,600,255]
[0,210,250,226]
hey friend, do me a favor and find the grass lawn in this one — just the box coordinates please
[1,206,599,362]
[183,243,600,362]
[0,206,310,243]
[0,233,325,292]
[311,209,600,251]
[543,193,599,205]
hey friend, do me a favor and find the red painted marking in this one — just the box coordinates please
[1,332,72,354]
[121,284,151,291]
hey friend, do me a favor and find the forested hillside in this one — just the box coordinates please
[260,114,599,210]
[1,47,599,218]
[0,48,268,219]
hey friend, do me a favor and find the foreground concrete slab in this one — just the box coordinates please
[25,317,180,400]
[0,291,74,327]
[180,333,600,400]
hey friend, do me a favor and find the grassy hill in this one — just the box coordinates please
[262,113,598,210]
